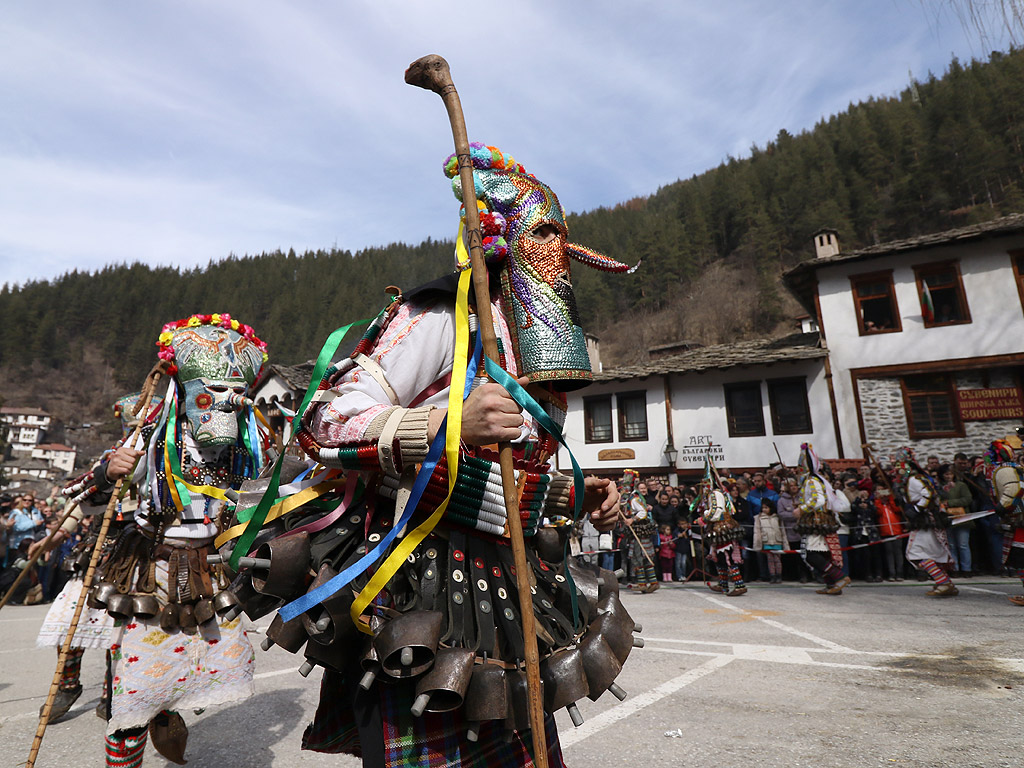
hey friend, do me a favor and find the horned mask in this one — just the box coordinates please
[446,144,637,389]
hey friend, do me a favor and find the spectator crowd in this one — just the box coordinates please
[598,449,1010,588]
[0,488,75,604]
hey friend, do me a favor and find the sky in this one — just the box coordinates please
[0,1,1016,286]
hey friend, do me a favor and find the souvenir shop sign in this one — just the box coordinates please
[956,387,1024,421]
[678,435,725,465]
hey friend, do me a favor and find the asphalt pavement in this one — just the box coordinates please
[2,577,1022,767]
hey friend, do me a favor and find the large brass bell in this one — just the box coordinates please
[213,589,241,618]
[158,603,180,633]
[194,598,216,625]
[88,581,117,610]
[532,527,564,563]
[261,613,308,654]
[464,664,509,741]
[540,648,590,726]
[178,604,198,635]
[506,669,544,733]
[131,594,162,621]
[105,593,134,622]
[251,532,311,599]
[410,647,476,716]
[578,630,627,702]
[301,564,357,646]
[374,610,443,679]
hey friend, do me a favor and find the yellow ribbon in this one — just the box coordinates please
[349,267,472,633]
[175,477,233,502]
[213,477,344,550]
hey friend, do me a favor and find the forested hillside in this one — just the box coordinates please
[3,49,1024,429]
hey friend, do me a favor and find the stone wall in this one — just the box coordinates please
[859,369,1022,460]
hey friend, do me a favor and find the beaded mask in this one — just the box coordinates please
[159,315,267,447]
[113,392,163,438]
[446,144,637,389]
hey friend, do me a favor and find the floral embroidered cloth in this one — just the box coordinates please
[36,577,116,650]
[106,562,255,734]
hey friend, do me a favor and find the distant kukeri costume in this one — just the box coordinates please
[794,444,847,595]
[221,144,640,768]
[621,469,658,593]
[696,458,746,596]
[895,448,957,597]
[35,392,163,723]
[88,315,270,766]
[985,439,1024,605]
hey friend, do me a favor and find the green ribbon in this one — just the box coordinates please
[165,394,191,511]
[229,317,370,570]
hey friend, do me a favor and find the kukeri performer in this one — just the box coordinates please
[984,438,1024,605]
[794,444,849,596]
[225,143,639,768]
[694,457,746,596]
[90,315,271,766]
[31,393,162,723]
[621,469,659,593]
[893,447,958,597]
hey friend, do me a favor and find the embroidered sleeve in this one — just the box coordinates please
[303,301,454,471]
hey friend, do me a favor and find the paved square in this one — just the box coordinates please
[3,579,1022,767]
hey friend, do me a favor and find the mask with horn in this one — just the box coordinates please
[446,144,637,390]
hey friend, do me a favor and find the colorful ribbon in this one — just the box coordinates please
[228,317,369,570]
[278,268,478,628]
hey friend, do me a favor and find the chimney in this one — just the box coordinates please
[813,228,840,259]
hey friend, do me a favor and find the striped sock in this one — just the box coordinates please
[60,647,84,691]
[919,559,951,585]
[728,565,745,588]
[105,729,147,768]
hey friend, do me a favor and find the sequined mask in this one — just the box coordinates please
[169,324,264,448]
[447,144,637,389]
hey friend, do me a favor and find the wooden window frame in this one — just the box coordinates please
[723,382,766,438]
[767,376,813,435]
[850,269,902,336]
[616,390,649,442]
[900,374,964,440]
[583,395,613,444]
[1011,249,1024,315]
[912,259,971,328]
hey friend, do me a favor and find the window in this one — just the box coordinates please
[724,382,766,437]
[583,396,612,443]
[1011,250,1024,313]
[616,392,648,441]
[767,378,813,434]
[901,374,962,439]
[850,270,901,335]
[913,261,970,327]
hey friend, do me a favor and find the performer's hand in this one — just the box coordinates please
[451,376,529,446]
[105,446,145,482]
[583,476,619,532]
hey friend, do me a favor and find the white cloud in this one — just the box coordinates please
[0,0,1006,285]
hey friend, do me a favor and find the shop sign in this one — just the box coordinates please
[956,387,1024,421]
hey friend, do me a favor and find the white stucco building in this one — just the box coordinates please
[0,407,52,453]
[31,443,78,474]
[558,213,1024,480]
[785,214,1024,460]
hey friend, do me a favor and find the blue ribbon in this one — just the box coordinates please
[279,331,483,623]
[482,357,584,520]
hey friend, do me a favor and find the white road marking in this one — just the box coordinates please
[559,655,734,748]
[690,591,852,651]
[960,585,1011,595]
[643,644,898,671]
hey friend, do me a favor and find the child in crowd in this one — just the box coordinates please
[658,524,676,582]
[753,498,786,583]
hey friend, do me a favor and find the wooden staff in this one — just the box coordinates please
[0,500,83,613]
[404,54,549,765]
[26,363,165,768]
[617,509,657,567]
[862,443,896,494]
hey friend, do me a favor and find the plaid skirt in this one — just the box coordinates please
[303,668,567,768]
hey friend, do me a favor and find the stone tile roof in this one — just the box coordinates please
[783,212,1024,311]
[593,332,826,382]
[34,443,75,452]
[0,406,50,417]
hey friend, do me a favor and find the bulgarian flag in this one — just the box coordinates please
[921,280,935,322]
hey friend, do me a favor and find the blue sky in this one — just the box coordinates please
[0,1,1013,286]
